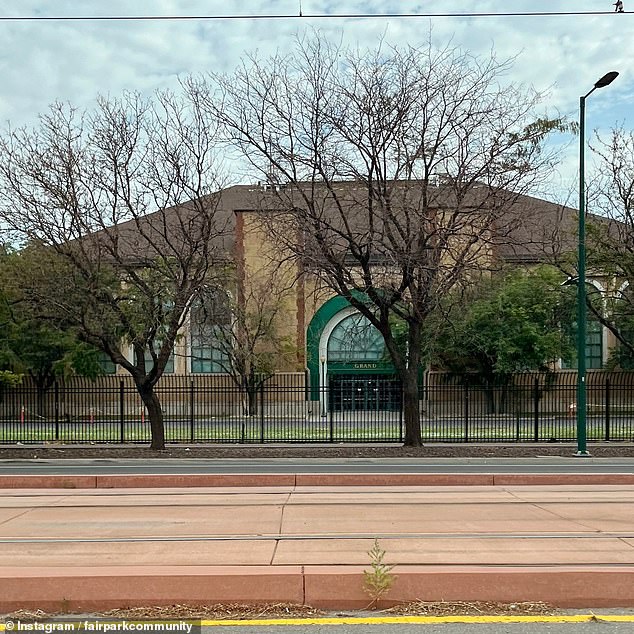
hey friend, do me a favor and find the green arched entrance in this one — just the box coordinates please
[306,297,399,411]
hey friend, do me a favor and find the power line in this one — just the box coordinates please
[0,11,630,22]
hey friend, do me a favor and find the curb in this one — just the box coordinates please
[1,472,634,489]
[2,565,634,612]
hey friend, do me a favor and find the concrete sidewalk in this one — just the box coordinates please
[2,480,634,611]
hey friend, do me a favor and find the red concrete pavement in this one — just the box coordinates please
[2,480,634,611]
[3,472,634,488]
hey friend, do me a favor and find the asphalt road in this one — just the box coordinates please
[1,457,634,475]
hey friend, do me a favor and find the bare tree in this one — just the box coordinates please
[193,264,297,416]
[581,127,634,364]
[191,37,567,446]
[0,90,229,449]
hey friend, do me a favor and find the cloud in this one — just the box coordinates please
[0,0,629,199]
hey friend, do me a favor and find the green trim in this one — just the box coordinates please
[306,296,351,400]
[328,362,394,373]
[306,295,400,399]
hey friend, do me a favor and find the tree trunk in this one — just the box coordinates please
[499,385,509,415]
[247,386,258,417]
[402,323,423,447]
[381,318,423,448]
[402,366,422,447]
[34,373,54,419]
[242,373,259,417]
[137,383,165,450]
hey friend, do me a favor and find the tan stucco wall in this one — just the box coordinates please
[240,211,308,371]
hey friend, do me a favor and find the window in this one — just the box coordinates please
[328,313,385,363]
[560,282,604,370]
[190,291,231,373]
[98,352,117,375]
[585,320,603,369]
[143,343,174,374]
[561,319,603,369]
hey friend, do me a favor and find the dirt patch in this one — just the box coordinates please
[1,443,634,460]
[382,600,557,616]
[5,601,558,621]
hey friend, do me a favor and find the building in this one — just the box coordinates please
[90,180,623,412]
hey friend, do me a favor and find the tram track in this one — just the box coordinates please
[2,531,634,543]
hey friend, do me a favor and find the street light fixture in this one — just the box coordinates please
[576,71,618,457]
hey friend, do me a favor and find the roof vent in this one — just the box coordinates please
[430,172,452,187]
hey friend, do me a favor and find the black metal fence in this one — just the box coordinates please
[0,372,633,444]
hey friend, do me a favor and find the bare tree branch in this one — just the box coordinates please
[193,36,567,446]
[0,89,229,449]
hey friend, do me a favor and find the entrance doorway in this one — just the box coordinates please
[329,374,402,412]
[308,300,399,412]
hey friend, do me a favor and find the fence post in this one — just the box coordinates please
[119,380,125,443]
[399,383,404,444]
[329,380,334,443]
[515,411,521,442]
[605,378,611,442]
[53,381,60,441]
[533,378,539,442]
[189,379,195,444]
[463,383,469,443]
[259,381,265,443]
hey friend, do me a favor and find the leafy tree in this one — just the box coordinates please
[0,246,104,412]
[0,370,20,387]
[431,267,576,411]
[196,36,570,445]
[0,90,227,449]
[0,264,20,387]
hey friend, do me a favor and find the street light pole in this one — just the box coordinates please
[320,355,327,417]
[576,71,618,457]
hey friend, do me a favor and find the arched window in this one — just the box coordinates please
[327,313,385,363]
[609,282,634,369]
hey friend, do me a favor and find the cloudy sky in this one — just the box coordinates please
[0,0,631,202]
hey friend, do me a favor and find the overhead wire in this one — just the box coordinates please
[0,10,630,22]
